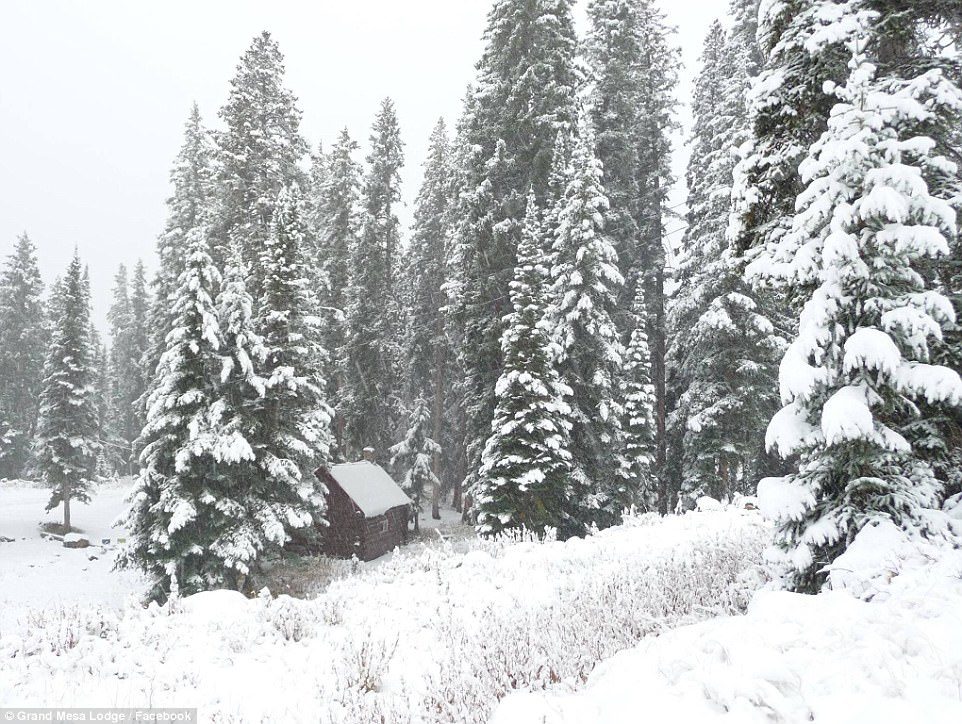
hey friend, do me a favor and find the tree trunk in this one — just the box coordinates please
[63,480,71,533]
[452,477,463,513]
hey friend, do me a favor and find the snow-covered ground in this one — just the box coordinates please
[3,481,959,723]
[0,480,146,630]
[493,522,962,724]
[0,488,766,722]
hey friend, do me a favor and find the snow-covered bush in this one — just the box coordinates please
[334,632,398,694]
[16,606,119,657]
[1,511,768,722]
[263,594,317,642]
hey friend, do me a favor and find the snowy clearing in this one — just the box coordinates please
[0,503,766,722]
[0,480,146,630]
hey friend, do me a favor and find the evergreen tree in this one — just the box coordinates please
[203,246,289,590]
[450,0,580,506]
[0,411,15,477]
[619,284,656,509]
[728,0,763,70]
[340,99,404,461]
[476,192,573,538]
[146,104,215,388]
[214,31,307,293]
[91,333,123,477]
[729,0,852,260]
[254,185,334,504]
[0,233,48,478]
[666,21,784,505]
[585,0,679,511]
[129,260,150,435]
[313,128,362,424]
[389,397,441,533]
[108,264,139,468]
[35,251,100,531]
[120,226,227,600]
[752,16,962,592]
[548,114,625,531]
[402,118,456,517]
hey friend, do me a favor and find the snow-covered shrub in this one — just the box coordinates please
[264,594,317,642]
[335,632,398,694]
[18,606,118,657]
[421,521,768,723]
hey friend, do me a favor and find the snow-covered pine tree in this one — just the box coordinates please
[882,1,962,503]
[91,332,122,477]
[129,261,150,436]
[620,284,656,509]
[120,225,227,600]
[449,0,580,508]
[0,411,14,476]
[389,397,441,533]
[728,0,763,71]
[145,104,215,389]
[402,118,456,517]
[254,185,333,518]
[0,233,48,479]
[729,0,852,260]
[214,31,307,294]
[312,128,362,425]
[666,20,784,506]
[306,140,327,261]
[204,246,286,589]
[549,113,626,531]
[476,191,573,538]
[439,99,480,513]
[35,251,100,532]
[585,0,679,511]
[108,264,139,470]
[340,99,404,462]
[752,14,962,593]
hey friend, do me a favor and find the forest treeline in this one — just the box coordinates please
[1,0,959,598]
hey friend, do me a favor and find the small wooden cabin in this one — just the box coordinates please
[314,461,413,561]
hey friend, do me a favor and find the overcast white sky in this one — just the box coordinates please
[0,0,725,331]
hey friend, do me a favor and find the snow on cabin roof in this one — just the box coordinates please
[324,461,412,518]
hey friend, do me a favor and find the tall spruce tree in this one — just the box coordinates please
[91,332,123,477]
[751,9,962,592]
[548,114,626,531]
[214,31,307,293]
[0,233,48,478]
[129,261,150,435]
[450,0,580,508]
[254,185,334,502]
[476,192,573,538]
[204,246,289,590]
[620,284,657,509]
[108,264,139,469]
[389,397,441,533]
[729,0,852,260]
[585,0,679,511]
[340,99,404,462]
[146,104,215,388]
[35,251,100,531]
[120,226,227,599]
[313,128,362,428]
[402,118,456,516]
[666,20,784,505]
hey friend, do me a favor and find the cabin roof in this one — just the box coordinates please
[323,461,412,518]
